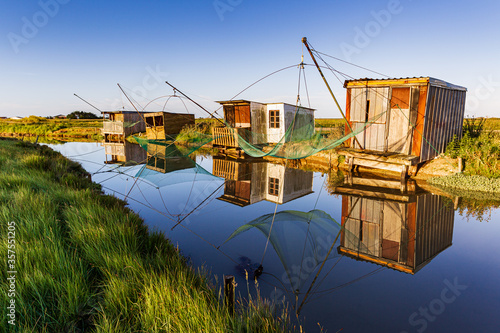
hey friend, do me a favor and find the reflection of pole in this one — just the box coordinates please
[301,37,362,148]
[297,229,342,314]
[171,181,226,230]
[296,197,360,314]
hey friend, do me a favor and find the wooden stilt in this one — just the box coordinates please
[224,275,235,316]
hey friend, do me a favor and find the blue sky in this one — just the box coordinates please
[1,0,499,118]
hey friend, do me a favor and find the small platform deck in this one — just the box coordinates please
[337,148,420,177]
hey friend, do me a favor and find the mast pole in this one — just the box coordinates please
[165,81,226,127]
[73,94,103,113]
[301,37,361,148]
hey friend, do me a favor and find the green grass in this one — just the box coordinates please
[428,174,500,194]
[0,138,297,332]
[314,118,344,128]
[445,133,500,179]
[0,118,103,139]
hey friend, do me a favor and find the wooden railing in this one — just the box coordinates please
[102,121,124,134]
[213,158,237,180]
[212,126,238,148]
[103,142,125,156]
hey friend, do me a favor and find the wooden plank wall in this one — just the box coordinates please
[123,113,146,136]
[349,87,389,151]
[163,113,195,135]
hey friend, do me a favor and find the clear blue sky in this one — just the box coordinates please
[1,0,499,118]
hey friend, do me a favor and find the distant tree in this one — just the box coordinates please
[22,115,45,123]
[67,111,99,119]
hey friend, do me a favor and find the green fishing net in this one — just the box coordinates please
[132,105,385,159]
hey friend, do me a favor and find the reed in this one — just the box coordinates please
[0,138,296,332]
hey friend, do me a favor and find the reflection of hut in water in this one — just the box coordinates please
[212,100,315,151]
[335,173,455,274]
[102,111,146,141]
[145,143,195,173]
[338,77,467,177]
[144,112,195,140]
[104,141,147,164]
[212,156,313,207]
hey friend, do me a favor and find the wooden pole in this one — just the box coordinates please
[165,81,226,127]
[224,275,235,316]
[301,37,362,148]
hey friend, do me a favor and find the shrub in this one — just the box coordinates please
[445,132,500,178]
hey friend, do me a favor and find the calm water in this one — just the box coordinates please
[49,141,500,333]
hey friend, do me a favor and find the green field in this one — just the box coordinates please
[0,117,103,138]
[0,139,297,332]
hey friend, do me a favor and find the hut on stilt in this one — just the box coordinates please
[338,77,467,177]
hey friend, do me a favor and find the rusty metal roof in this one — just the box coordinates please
[216,100,315,111]
[344,77,467,91]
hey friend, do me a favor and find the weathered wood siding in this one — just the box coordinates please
[102,112,146,137]
[349,87,389,151]
[250,102,267,145]
[123,112,146,136]
[345,78,466,164]
[145,112,194,139]
[104,141,147,164]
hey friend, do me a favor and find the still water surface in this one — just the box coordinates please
[49,142,500,332]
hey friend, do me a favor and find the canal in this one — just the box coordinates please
[49,141,500,332]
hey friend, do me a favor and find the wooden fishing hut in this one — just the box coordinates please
[338,77,467,177]
[103,141,147,165]
[334,174,455,274]
[102,110,146,141]
[212,100,315,152]
[212,156,313,206]
[144,112,195,140]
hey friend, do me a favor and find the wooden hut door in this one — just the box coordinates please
[224,105,235,127]
[349,87,389,151]
[387,88,412,153]
[234,105,251,128]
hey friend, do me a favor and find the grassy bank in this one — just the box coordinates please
[0,117,103,139]
[0,139,296,332]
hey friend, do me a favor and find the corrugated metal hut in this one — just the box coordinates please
[144,112,195,140]
[212,100,315,149]
[338,77,467,176]
[334,175,455,274]
[102,111,146,140]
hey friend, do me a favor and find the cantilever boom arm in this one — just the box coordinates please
[301,37,362,148]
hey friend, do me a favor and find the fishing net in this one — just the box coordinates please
[132,106,386,160]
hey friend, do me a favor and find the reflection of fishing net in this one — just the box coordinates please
[134,135,214,157]
[225,210,342,291]
[132,138,221,187]
[133,108,385,159]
